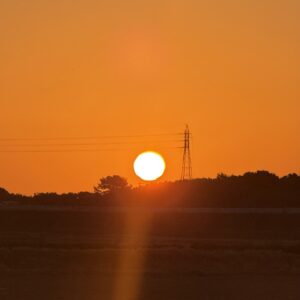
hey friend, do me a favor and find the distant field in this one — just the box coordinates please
[1,207,300,239]
[1,208,300,299]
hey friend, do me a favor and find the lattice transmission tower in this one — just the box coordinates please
[181,125,192,180]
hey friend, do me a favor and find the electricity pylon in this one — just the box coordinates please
[181,125,192,180]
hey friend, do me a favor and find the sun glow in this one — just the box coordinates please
[133,151,166,181]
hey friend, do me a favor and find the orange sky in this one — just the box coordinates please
[0,0,299,194]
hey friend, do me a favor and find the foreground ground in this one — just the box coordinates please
[0,207,300,299]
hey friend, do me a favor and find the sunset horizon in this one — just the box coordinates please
[1,1,300,299]
[0,124,299,194]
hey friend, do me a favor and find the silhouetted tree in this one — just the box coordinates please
[0,187,10,201]
[94,175,130,195]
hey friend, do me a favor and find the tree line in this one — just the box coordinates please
[0,171,300,208]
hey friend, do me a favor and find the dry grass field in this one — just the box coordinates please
[0,208,300,299]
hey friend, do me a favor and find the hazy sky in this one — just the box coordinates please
[1,0,299,194]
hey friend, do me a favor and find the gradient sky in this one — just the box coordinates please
[1,0,300,194]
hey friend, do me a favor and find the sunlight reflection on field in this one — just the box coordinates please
[113,210,152,300]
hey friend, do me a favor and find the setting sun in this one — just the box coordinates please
[133,151,166,181]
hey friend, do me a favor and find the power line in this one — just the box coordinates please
[0,149,123,153]
[0,139,182,147]
[0,132,182,142]
[0,131,184,154]
[0,146,183,153]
